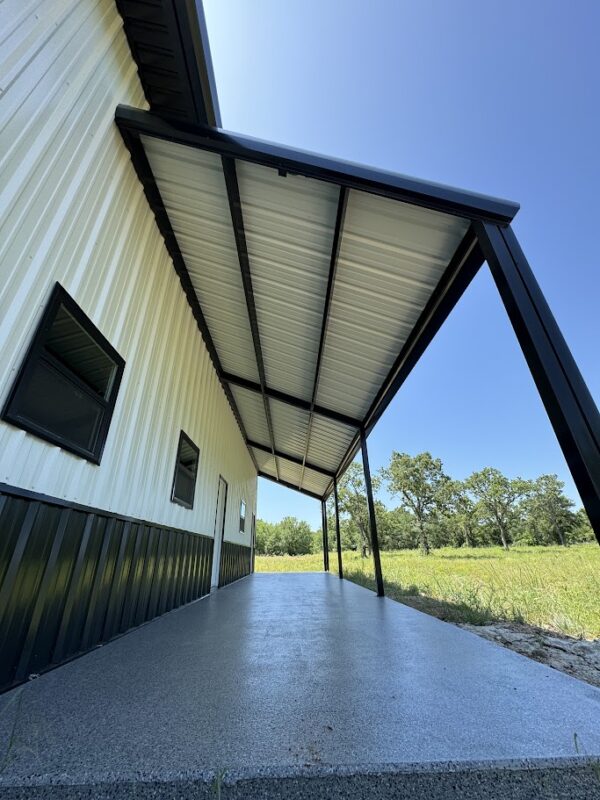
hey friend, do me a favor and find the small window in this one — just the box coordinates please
[2,283,125,463]
[171,431,199,509]
[239,499,246,533]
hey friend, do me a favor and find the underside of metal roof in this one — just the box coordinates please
[114,0,521,501]
[115,105,520,500]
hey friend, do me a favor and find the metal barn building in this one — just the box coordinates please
[1,2,599,797]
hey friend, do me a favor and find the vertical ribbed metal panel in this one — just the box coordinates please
[0,487,214,692]
[218,540,251,588]
[0,0,256,542]
[235,161,338,401]
[316,190,469,418]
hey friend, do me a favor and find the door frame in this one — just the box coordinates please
[211,475,228,589]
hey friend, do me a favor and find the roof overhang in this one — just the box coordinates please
[116,106,518,501]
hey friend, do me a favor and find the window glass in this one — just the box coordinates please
[171,432,199,508]
[239,500,246,532]
[2,284,124,462]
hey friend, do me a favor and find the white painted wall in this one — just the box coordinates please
[0,0,257,543]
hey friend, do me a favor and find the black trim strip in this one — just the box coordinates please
[115,106,520,224]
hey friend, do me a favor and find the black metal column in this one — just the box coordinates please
[334,479,343,579]
[475,222,600,544]
[321,500,330,572]
[360,429,384,596]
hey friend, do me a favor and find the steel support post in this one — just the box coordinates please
[321,500,330,571]
[475,221,600,544]
[334,478,344,578]
[360,429,384,596]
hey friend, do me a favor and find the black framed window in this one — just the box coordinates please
[2,283,125,463]
[239,499,246,533]
[171,431,200,509]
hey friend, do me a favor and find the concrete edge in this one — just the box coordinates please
[1,755,598,787]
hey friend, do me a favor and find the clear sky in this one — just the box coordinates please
[203,0,599,530]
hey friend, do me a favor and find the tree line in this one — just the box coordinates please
[256,452,595,556]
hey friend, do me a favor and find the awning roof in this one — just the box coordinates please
[116,106,519,500]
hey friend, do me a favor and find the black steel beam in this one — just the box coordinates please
[221,156,280,481]
[321,500,330,572]
[222,371,361,429]
[248,440,335,478]
[325,227,485,496]
[115,120,258,474]
[334,478,343,579]
[361,429,384,597]
[115,106,520,224]
[475,222,600,545]
[300,187,348,488]
[257,472,322,501]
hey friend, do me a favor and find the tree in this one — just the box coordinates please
[467,468,531,550]
[568,507,595,543]
[255,517,314,555]
[336,463,377,557]
[448,481,481,548]
[519,474,575,545]
[381,452,450,555]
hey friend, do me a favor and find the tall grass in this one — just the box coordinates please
[255,544,600,638]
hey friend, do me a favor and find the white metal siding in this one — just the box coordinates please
[0,0,256,544]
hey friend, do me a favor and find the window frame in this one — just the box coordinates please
[239,499,246,533]
[1,283,125,464]
[170,430,200,510]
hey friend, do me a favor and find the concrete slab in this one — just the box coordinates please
[0,573,599,798]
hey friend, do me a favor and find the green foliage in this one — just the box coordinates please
[256,453,595,558]
[255,516,314,556]
[380,451,451,554]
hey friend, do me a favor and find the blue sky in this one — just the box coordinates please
[204,0,600,529]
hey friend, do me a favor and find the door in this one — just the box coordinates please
[211,476,228,589]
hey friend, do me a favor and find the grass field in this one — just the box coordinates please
[255,544,600,639]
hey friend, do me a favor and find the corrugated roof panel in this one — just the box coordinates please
[307,415,357,473]
[230,385,270,447]
[316,191,469,418]
[278,459,304,487]
[142,136,259,383]
[236,161,339,401]
[302,467,331,497]
[269,399,311,461]
[251,447,277,475]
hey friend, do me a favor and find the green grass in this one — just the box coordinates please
[255,544,600,638]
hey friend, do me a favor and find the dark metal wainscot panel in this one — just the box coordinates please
[218,540,252,588]
[0,484,213,693]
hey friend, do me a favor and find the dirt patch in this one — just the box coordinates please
[457,621,600,688]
